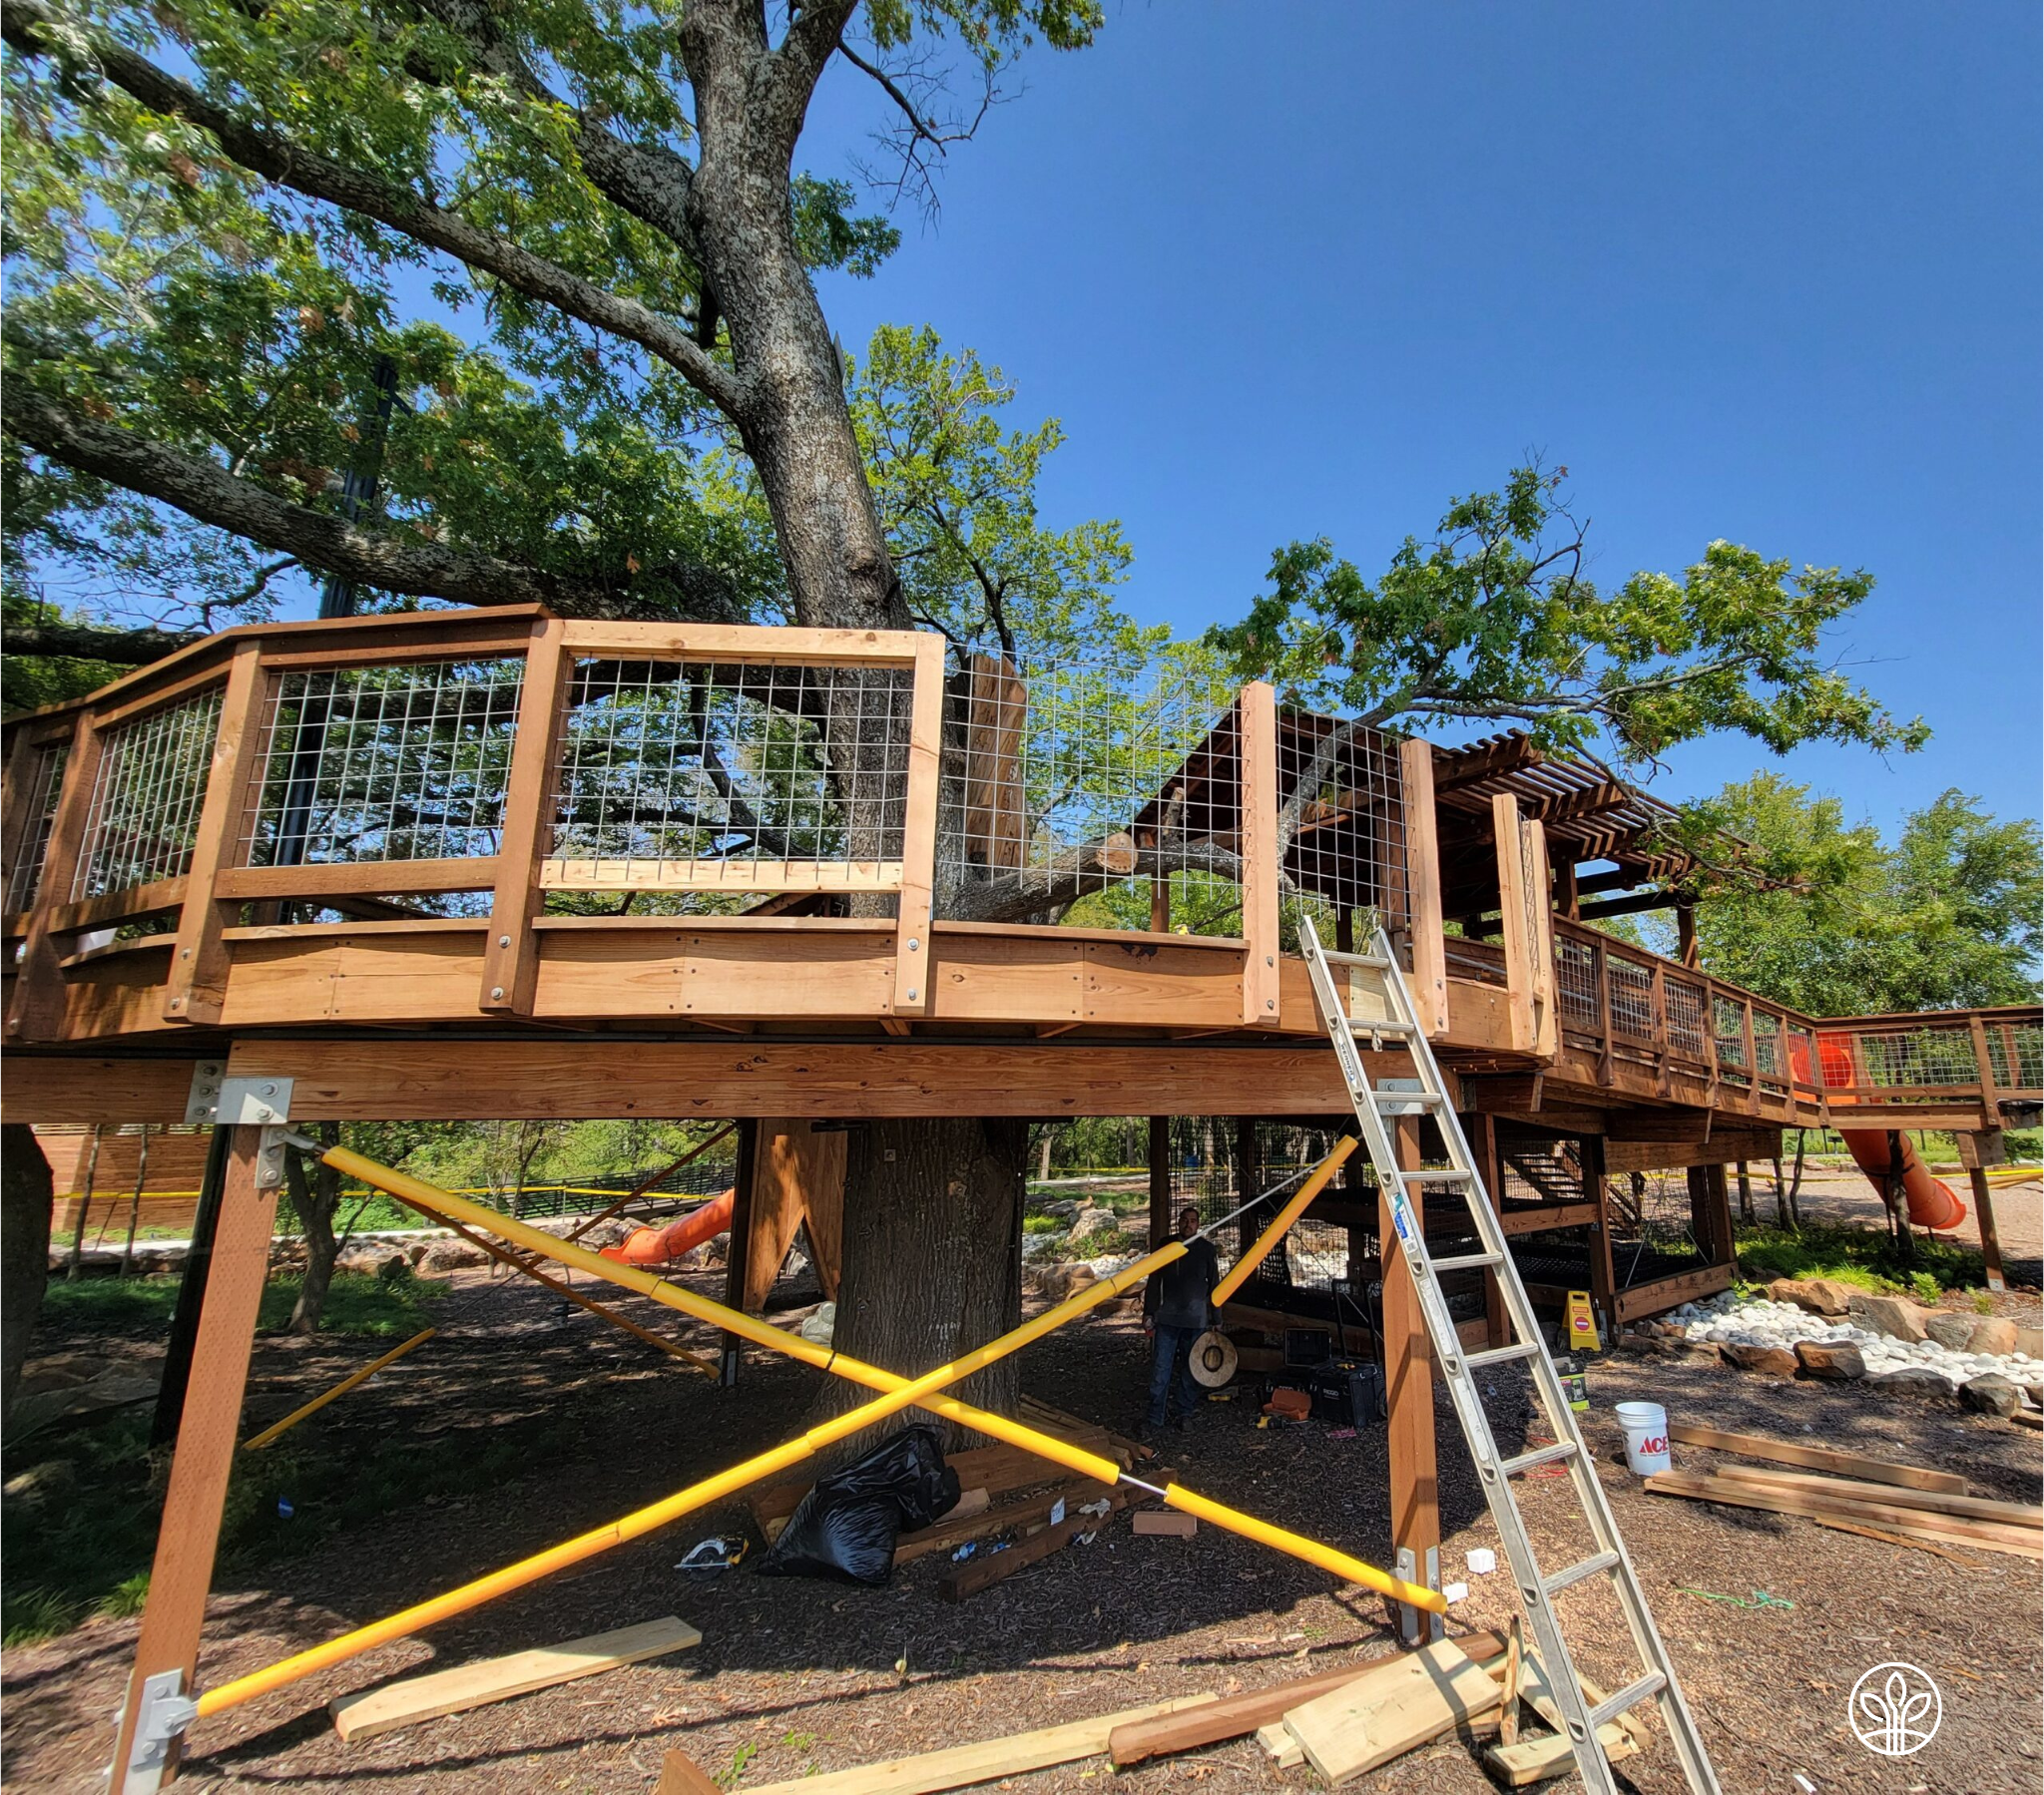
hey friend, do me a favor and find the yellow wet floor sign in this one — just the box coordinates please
[1564,1289,1601,1353]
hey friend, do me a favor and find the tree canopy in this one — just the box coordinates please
[1207,465,1930,776]
[1651,774,2040,1016]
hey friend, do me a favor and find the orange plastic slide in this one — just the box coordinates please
[1803,1035,1967,1231]
[599,1188,735,1266]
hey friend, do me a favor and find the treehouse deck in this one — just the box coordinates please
[3,605,2033,1147]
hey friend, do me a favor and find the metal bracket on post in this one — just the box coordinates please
[213,1076,292,1126]
[115,1668,198,1795]
[1393,1546,1445,1646]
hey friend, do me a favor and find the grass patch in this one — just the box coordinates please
[38,1267,444,1344]
[1022,1213,1064,1235]
[1735,1220,1984,1301]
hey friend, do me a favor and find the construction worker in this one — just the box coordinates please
[1141,1203,1220,1436]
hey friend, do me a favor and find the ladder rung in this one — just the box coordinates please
[1464,1341,1539,1370]
[1501,1440,1578,1477]
[1542,1550,1620,1596]
[1400,1167,1475,1182]
[1431,1250,1502,1273]
[1587,1671,1667,1733]
[1323,950,1392,969]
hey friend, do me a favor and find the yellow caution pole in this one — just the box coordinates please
[1211,1135,1356,1305]
[199,1137,1442,1716]
[241,1327,438,1451]
[302,1139,1439,1617]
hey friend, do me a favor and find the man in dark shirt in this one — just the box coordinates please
[1141,1204,1221,1434]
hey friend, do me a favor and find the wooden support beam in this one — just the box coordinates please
[743,1121,847,1309]
[480,619,571,1016]
[162,645,268,1026]
[1239,681,1281,1026]
[891,635,947,1017]
[1398,737,1449,1037]
[1583,1134,1616,1343]
[1148,1117,1172,1250]
[1434,735,1543,793]
[1962,1130,2008,1292]
[110,1125,277,1785]
[1491,793,1537,1055]
[1676,903,1699,968]
[1383,1114,1438,1641]
[1575,888,1694,923]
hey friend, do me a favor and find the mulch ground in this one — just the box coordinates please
[5,1262,2041,1795]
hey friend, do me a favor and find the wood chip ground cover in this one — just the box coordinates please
[3,1265,2039,1794]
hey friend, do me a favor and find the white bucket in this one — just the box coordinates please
[1614,1401,1671,1476]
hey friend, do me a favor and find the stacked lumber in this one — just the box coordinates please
[1279,1639,1501,1784]
[1645,1424,2041,1563]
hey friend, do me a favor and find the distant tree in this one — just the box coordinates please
[1662,775,2039,1016]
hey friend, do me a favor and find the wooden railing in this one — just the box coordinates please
[3,608,1354,1041]
[1548,915,2042,1121]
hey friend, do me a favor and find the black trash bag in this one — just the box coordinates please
[758,1424,960,1585]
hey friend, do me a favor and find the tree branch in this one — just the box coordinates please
[0,0,743,415]
[1,620,207,665]
[945,839,1265,926]
[5,386,740,620]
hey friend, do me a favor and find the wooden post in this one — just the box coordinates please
[742,1122,848,1310]
[1397,738,1448,1038]
[1741,999,1763,1117]
[1592,936,1615,1087]
[1553,857,1579,922]
[1239,681,1281,1026]
[1959,1130,2008,1292]
[1491,793,1537,1053]
[1584,1134,1616,1343]
[1148,1117,1172,1250]
[1676,903,1699,968]
[1470,1112,1509,1349]
[1382,1114,1438,1641]
[1688,1163,1734,1267]
[1234,1118,1262,1268]
[891,635,947,1017]
[720,1122,759,1385]
[1968,1013,2001,1127]
[164,643,268,1025]
[1520,817,1558,1059]
[152,1125,233,1447]
[5,707,103,1043]
[1149,876,1171,934]
[480,619,572,1016]
[109,1124,278,1786]
[1651,964,1673,1098]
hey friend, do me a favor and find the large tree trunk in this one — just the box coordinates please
[282,1122,343,1334]
[825,1119,1028,1450]
[2,1122,54,1421]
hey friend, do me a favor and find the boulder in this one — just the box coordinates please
[1966,1316,2019,1357]
[1924,1313,1977,1351]
[1793,1340,1866,1380]
[1723,1343,1799,1377]
[1846,1293,1931,1344]
[422,1241,489,1272]
[1768,1277,1856,1316]
[1866,1367,1954,1399]
[1959,1374,2022,1418]
[2014,1325,2044,1360]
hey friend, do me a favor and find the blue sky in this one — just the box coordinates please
[797,0,2041,835]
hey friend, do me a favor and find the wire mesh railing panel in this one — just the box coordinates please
[546,659,914,897]
[1553,931,1598,1029]
[1838,1025,1982,1090]
[72,690,224,899]
[1278,709,1408,950]
[1988,1022,2043,1091]
[1608,953,1657,1042]
[1665,973,1710,1062]
[941,654,1244,931]
[241,660,525,868]
[1712,995,1751,1076]
[1752,1008,1785,1080]
[6,741,68,912]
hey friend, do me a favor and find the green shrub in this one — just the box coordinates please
[1734,1220,1983,1297]
[1022,1213,1064,1235]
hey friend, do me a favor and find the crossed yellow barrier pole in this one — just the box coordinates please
[194,1131,1435,1721]
[242,1327,438,1451]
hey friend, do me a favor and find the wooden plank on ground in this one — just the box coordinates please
[895,1484,1086,1565]
[1282,1639,1500,1786]
[1814,1516,1992,1568]
[1708,1463,2040,1527]
[1109,1631,1506,1768]
[736,1694,1218,1795]
[656,1749,724,1795]
[1665,1421,1965,1494]
[1645,1473,2044,1558]
[938,1488,1139,1602]
[330,1616,701,1741]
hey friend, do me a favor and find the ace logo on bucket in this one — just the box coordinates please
[1850,1662,1941,1758]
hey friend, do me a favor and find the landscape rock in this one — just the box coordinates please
[1866,1367,1954,1399]
[1960,1374,2022,1418]
[422,1241,489,1272]
[1723,1343,1799,1377]
[2014,1325,2044,1360]
[1793,1340,1866,1380]
[1768,1277,1856,1316]
[1924,1312,1977,1351]
[1966,1316,2019,1356]
[1846,1293,1931,1343]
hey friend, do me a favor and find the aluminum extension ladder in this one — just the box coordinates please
[1301,918,1722,1795]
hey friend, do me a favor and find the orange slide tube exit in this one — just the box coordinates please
[600,1188,735,1266]
[1808,1036,1967,1232]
